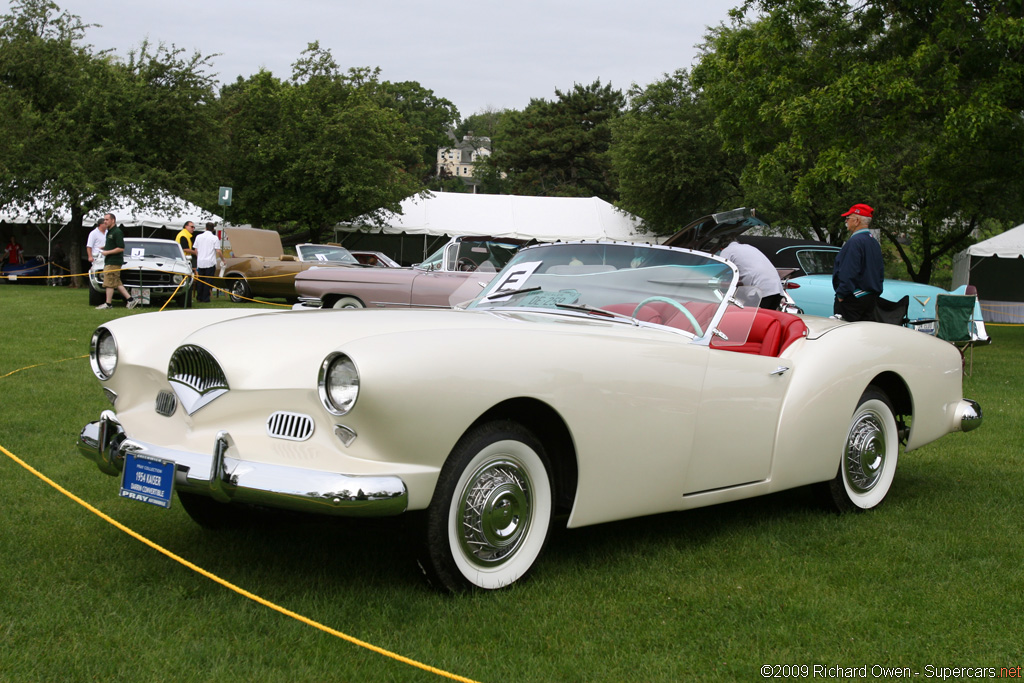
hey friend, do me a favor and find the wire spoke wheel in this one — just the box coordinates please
[828,388,899,512]
[422,421,553,592]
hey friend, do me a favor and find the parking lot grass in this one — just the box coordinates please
[1,284,1022,682]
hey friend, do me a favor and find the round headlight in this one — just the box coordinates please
[90,328,118,380]
[173,274,184,284]
[318,353,359,415]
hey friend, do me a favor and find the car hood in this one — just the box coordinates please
[662,208,769,252]
[175,307,707,386]
[122,255,190,270]
[223,226,283,257]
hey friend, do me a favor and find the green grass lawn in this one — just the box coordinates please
[1,284,1021,682]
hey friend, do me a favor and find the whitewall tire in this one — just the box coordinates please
[423,421,553,592]
[829,388,899,512]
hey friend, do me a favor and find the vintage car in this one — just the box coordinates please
[77,233,982,592]
[737,236,989,342]
[2,254,50,284]
[294,235,529,308]
[88,238,193,306]
[350,250,401,268]
[217,226,362,302]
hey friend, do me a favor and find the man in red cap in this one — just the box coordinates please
[832,203,884,321]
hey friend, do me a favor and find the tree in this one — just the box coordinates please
[373,78,459,182]
[610,70,744,235]
[0,0,221,283]
[456,108,506,140]
[693,0,1024,283]
[486,80,625,201]
[218,43,423,243]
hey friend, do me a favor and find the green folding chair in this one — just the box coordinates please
[935,294,978,376]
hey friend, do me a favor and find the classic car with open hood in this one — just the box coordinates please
[217,226,362,302]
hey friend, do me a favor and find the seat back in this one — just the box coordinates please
[873,295,909,326]
[935,294,976,343]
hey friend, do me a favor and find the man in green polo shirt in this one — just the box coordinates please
[95,213,139,310]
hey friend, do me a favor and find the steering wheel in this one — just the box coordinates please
[456,257,476,272]
[632,296,703,336]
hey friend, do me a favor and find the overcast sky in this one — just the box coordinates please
[52,0,741,119]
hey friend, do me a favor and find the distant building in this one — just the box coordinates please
[436,134,492,180]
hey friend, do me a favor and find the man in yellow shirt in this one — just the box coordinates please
[176,221,197,269]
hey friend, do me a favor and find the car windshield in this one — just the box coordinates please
[466,243,742,340]
[795,248,838,276]
[297,244,360,264]
[124,240,184,260]
[419,238,525,273]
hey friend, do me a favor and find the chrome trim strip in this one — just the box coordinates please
[77,415,407,517]
[167,345,229,415]
[266,411,315,441]
[155,390,176,416]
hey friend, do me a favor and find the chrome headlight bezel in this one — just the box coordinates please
[172,273,185,285]
[318,353,359,416]
[90,327,118,380]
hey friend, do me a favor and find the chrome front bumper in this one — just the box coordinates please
[78,411,408,516]
[957,399,983,433]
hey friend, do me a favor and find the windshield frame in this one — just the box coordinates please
[296,243,360,265]
[416,236,527,273]
[465,241,742,344]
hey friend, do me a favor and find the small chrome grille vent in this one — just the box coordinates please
[267,411,315,442]
[155,390,177,417]
[167,345,229,415]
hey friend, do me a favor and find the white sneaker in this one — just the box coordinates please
[126,297,140,309]
[95,303,112,310]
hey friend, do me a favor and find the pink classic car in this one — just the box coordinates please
[294,235,529,309]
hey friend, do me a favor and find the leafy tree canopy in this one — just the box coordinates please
[0,0,220,278]
[693,0,1024,283]
[219,43,423,242]
[610,70,744,235]
[486,80,625,201]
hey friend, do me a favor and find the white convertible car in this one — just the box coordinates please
[78,231,981,592]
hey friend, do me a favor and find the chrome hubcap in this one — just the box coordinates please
[845,410,887,494]
[458,458,532,567]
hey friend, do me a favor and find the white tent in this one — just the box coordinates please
[1,195,223,277]
[338,192,653,242]
[0,195,221,232]
[953,222,1024,323]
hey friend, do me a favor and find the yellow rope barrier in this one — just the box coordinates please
[0,358,482,683]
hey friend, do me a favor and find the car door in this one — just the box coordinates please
[683,348,794,494]
[409,269,497,307]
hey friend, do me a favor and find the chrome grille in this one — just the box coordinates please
[167,345,229,415]
[267,411,315,441]
[121,268,177,288]
[155,390,177,416]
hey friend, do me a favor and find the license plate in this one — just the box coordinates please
[120,453,175,509]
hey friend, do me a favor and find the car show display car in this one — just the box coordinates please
[737,236,990,342]
[2,254,51,284]
[77,230,982,592]
[294,235,529,309]
[217,226,362,303]
[88,238,193,306]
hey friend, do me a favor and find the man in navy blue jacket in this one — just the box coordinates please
[833,203,883,322]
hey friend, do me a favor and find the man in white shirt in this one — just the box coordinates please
[193,223,222,302]
[86,219,107,266]
[720,241,785,310]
